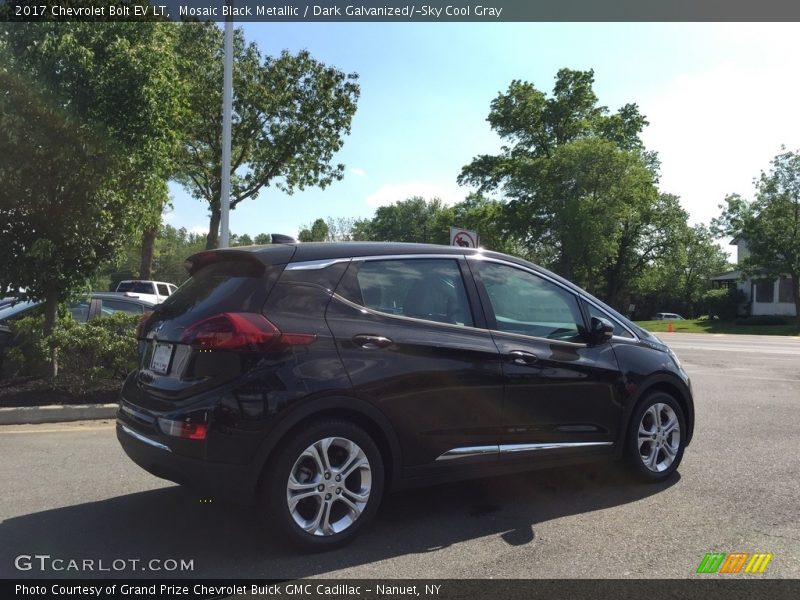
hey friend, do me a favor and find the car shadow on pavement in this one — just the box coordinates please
[0,463,679,579]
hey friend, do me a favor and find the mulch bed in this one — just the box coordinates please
[0,376,120,408]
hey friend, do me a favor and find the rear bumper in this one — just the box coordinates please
[116,419,257,505]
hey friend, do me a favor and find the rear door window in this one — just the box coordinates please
[156,284,170,296]
[344,258,474,327]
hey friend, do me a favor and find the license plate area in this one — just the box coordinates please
[150,342,174,374]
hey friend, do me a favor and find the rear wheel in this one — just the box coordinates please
[260,419,384,550]
[625,392,686,482]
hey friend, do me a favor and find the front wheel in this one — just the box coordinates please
[260,419,384,551]
[625,392,686,482]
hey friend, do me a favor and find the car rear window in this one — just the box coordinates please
[117,281,154,294]
[157,260,271,318]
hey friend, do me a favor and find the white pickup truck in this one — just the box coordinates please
[115,280,177,304]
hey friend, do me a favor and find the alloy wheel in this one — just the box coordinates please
[286,437,372,536]
[637,402,681,472]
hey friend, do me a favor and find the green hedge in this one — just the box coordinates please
[5,309,140,396]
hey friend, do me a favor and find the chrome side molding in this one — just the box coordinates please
[435,441,613,461]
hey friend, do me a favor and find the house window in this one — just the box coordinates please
[755,279,774,303]
[778,277,795,303]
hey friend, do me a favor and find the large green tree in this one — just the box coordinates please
[713,148,800,327]
[0,23,181,374]
[174,22,360,249]
[459,69,677,309]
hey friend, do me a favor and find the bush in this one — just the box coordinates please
[703,288,746,321]
[48,312,140,395]
[4,308,139,396]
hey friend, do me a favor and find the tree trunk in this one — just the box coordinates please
[139,226,157,279]
[42,289,59,379]
[792,272,800,331]
[206,208,221,250]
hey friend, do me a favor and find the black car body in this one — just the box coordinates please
[118,242,694,549]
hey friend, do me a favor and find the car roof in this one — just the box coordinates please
[188,242,590,295]
[92,292,156,306]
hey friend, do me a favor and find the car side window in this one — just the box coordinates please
[67,300,91,322]
[586,303,634,339]
[157,284,169,296]
[348,259,474,327]
[99,299,143,316]
[474,262,584,342]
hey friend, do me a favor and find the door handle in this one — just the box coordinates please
[352,334,393,349]
[508,350,539,365]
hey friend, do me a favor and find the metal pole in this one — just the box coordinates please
[219,4,234,248]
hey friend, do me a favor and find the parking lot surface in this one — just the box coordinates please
[1,333,798,578]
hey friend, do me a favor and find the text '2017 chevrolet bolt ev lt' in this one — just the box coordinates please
[117,242,694,550]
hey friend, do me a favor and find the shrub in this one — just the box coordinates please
[4,308,139,395]
[47,312,140,395]
[703,288,746,321]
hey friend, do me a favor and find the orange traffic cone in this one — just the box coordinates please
[667,321,674,333]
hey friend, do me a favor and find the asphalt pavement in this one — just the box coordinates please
[0,333,798,579]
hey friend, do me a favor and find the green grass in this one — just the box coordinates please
[634,319,800,336]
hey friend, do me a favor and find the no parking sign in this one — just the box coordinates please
[450,227,479,248]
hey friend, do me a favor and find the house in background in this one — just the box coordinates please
[710,239,796,317]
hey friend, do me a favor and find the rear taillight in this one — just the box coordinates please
[136,311,153,339]
[179,312,316,352]
[157,418,207,440]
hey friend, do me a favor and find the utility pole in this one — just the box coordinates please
[219,2,234,248]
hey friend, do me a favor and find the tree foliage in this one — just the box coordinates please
[0,22,181,358]
[713,148,800,326]
[458,68,682,310]
[174,22,360,249]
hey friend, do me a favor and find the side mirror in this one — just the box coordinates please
[589,316,614,344]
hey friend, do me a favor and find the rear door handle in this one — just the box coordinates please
[352,334,393,349]
[508,350,539,365]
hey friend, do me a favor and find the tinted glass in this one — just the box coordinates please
[586,303,634,338]
[157,284,169,296]
[67,300,91,322]
[117,281,155,294]
[475,262,584,342]
[158,260,265,317]
[351,259,473,327]
[100,298,144,316]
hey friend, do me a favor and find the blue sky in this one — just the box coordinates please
[165,23,800,243]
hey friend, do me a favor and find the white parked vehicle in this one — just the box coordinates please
[115,280,177,304]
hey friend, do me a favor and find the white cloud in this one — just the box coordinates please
[189,225,208,236]
[349,167,367,177]
[365,181,466,208]
[639,46,800,226]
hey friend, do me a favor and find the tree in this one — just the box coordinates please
[713,148,800,327]
[174,22,360,249]
[254,233,272,245]
[356,197,455,245]
[298,218,330,242]
[458,69,675,310]
[0,23,182,375]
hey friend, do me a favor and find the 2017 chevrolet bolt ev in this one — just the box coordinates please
[117,242,694,550]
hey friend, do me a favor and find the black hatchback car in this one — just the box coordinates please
[118,242,694,550]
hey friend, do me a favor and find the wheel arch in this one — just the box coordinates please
[250,395,402,501]
[621,375,695,456]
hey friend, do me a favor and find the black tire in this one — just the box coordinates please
[259,419,384,551]
[625,391,686,482]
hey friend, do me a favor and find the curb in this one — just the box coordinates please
[0,403,118,425]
